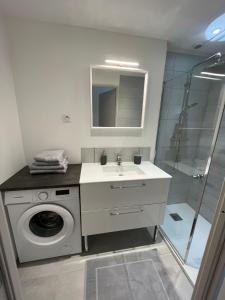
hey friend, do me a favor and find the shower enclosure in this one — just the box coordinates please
[155,52,225,279]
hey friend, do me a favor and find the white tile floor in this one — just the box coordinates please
[161,203,211,283]
[18,240,193,300]
[19,255,85,300]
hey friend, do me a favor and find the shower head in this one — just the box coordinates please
[202,55,225,76]
[190,52,222,73]
[203,62,225,76]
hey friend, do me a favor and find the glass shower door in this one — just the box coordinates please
[185,83,225,270]
[155,61,225,264]
[156,71,197,259]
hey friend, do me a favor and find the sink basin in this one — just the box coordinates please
[102,164,145,177]
[80,161,172,184]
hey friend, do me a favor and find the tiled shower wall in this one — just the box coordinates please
[81,147,150,163]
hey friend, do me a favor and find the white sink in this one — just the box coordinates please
[80,161,172,184]
[102,165,145,177]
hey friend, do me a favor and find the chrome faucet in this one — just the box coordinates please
[116,154,122,166]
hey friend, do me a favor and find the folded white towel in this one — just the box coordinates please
[34,150,65,163]
[30,158,68,170]
[32,161,63,166]
[30,165,68,174]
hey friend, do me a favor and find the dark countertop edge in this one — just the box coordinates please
[0,164,81,192]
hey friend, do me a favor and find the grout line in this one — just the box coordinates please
[94,148,96,163]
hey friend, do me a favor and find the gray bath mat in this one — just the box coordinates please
[85,248,192,300]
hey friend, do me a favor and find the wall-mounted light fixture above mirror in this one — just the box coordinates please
[90,65,148,128]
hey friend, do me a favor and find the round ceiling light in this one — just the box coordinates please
[205,13,225,41]
[212,28,221,35]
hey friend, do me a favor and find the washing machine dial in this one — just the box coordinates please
[38,191,49,201]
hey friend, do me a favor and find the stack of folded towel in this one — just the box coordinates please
[30,150,68,174]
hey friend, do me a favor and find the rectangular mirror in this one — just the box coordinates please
[91,66,148,128]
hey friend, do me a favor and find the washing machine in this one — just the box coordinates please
[5,187,81,263]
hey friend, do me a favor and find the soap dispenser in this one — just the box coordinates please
[134,153,142,165]
[100,150,107,165]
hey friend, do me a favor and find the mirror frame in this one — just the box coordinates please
[90,65,149,129]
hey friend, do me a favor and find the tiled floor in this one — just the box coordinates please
[18,240,193,300]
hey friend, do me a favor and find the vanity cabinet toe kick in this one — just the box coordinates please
[80,179,170,251]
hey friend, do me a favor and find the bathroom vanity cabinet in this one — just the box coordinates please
[80,161,171,250]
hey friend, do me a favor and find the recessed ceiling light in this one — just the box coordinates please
[105,59,139,67]
[212,28,221,35]
[205,13,225,41]
[194,75,222,81]
[201,71,225,77]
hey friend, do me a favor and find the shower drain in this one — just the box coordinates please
[170,213,183,221]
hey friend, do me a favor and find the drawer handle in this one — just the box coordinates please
[110,208,144,216]
[110,183,146,190]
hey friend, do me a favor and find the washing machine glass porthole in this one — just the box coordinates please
[29,211,64,237]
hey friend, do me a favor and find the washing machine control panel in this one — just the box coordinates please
[33,187,77,203]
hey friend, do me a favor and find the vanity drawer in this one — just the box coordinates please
[80,178,170,210]
[81,203,166,236]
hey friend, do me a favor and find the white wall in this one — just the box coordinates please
[92,69,120,86]
[0,15,25,183]
[6,17,167,163]
[0,13,25,300]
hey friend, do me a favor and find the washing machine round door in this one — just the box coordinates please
[18,204,75,245]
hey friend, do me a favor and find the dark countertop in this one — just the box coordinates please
[0,164,81,192]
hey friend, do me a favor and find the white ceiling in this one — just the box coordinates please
[0,0,225,53]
